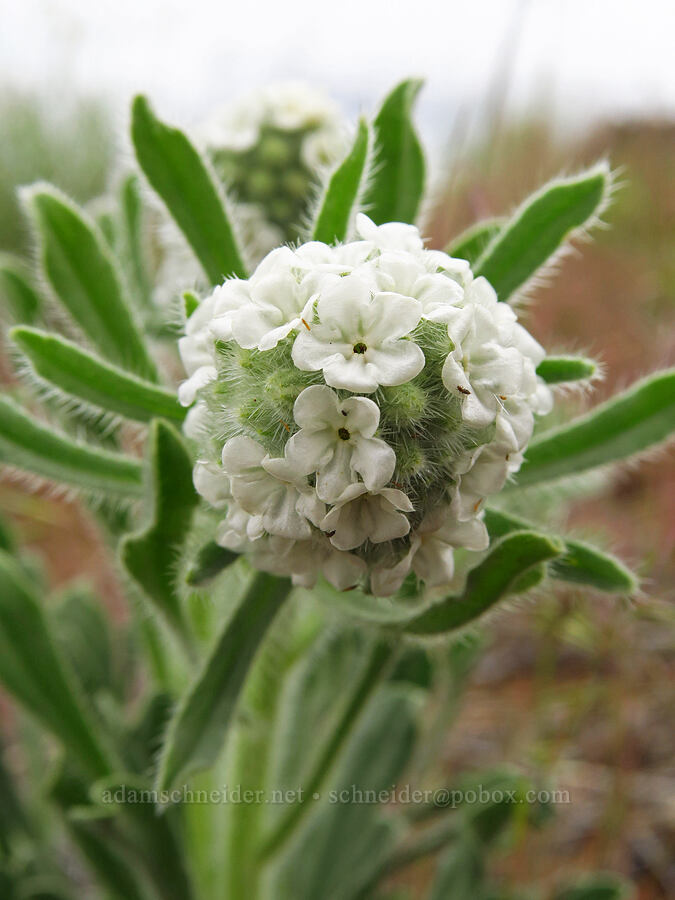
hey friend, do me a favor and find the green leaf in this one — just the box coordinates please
[68,818,148,900]
[89,774,195,900]
[537,355,598,384]
[402,531,563,635]
[0,397,144,497]
[445,218,504,266]
[484,508,638,593]
[0,255,42,324]
[185,541,238,586]
[313,119,370,243]
[131,95,246,284]
[0,551,115,778]
[363,79,425,225]
[554,875,632,900]
[514,369,675,487]
[120,421,198,638]
[12,327,185,424]
[261,632,393,857]
[429,836,484,900]
[0,741,32,853]
[270,686,417,900]
[474,163,611,300]
[156,571,291,791]
[24,185,157,381]
[0,512,16,553]
[118,173,152,311]
[51,588,115,700]
[183,290,200,319]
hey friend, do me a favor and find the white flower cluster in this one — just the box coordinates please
[156,84,344,303]
[195,81,344,169]
[180,215,553,596]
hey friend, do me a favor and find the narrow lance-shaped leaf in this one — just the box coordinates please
[484,508,638,594]
[0,255,43,324]
[156,571,291,792]
[121,421,198,639]
[363,79,426,225]
[402,531,563,636]
[514,368,675,487]
[24,185,157,380]
[12,327,185,424]
[260,636,394,858]
[537,355,598,384]
[270,686,417,900]
[0,551,115,778]
[0,397,144,497]
[89,774,195,900]
[51,769,151,900]
[474,163,611,300]
[445,218,504,267]
[313,119,370,244]
[131,95,246,284]
[119,173,153,311]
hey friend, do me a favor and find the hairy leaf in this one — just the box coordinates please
[0,397,143,496]
[120,421,198,637]
[445,218,504,266]
[515,369,675,487]
[0,255,42,324]
[185,541,238,586]
[363,79,425,225]
[13,327,185,424]
[119,173,153,312]
[313,119,370,244]
[25,186,156,380]
[0,551,114,778]
[484,508,638,593]
[402,531,563,635]
[131,95,246,284]
[474,163,611,300]
[537,355,598,384]
[261,632,393,857]
[156,572,291,791]
[270,686,417,900]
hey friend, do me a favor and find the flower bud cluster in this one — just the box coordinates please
[156,83,344,301]
[180,215,553,595]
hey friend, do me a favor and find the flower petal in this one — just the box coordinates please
[350,436,396,491]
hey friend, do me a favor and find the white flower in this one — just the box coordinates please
[410,507,489,586]
[208,249,309,351]
[193,460,231,509]
[441,277,548,427]
[369,550,416,597]
[355,213,424,253]
[285,385,395,501]
[221,436,324,540]
[292,273,424,392]
[195,82,342,154]
[216,505,264,551]
[366,250,464,323]
[320,483,414,551]
[208,245,350,352]
[177,294,221,406]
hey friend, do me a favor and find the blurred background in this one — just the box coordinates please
[0,0,673,897]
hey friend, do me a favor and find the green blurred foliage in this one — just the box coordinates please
[0,88,113,255]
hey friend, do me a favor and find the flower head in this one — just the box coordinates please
[183,216,553,596]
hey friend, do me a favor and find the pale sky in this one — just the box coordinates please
[1,0,674,138]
